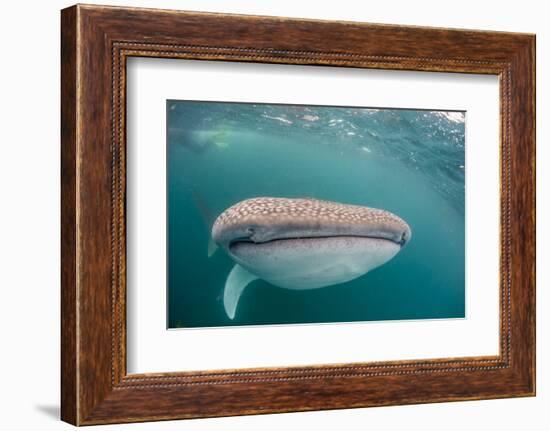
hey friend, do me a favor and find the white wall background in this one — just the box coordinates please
[0,0,545,429]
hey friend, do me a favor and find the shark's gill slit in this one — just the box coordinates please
[212,197,411,320]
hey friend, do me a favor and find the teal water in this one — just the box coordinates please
[167,101,465,328]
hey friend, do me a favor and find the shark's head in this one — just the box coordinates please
[212,197,411,320]
[213,197,411,250]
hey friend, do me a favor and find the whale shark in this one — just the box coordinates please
[212,197,412,319]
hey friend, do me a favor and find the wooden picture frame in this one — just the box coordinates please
[61,4,535,425]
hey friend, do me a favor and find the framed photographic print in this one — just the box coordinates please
[61,4,535,425]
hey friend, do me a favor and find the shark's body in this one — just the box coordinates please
[212,197,411,319]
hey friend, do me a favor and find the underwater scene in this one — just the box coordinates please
[167,100,465,328]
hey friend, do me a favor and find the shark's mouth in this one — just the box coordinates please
[228,232,408,251]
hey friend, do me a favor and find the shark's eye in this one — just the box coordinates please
[246,227,255,235]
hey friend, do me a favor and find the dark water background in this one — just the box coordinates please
[167,101,465,328]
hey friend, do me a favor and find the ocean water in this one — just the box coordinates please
[167,101,465,328]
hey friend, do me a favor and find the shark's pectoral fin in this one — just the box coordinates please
[223,264,258,320]
[207,238,218,258]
